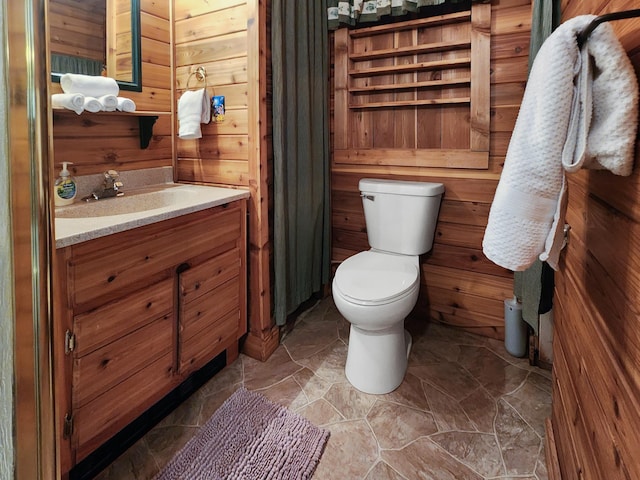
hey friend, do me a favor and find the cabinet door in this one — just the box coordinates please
[70,278,176,460]
[73,277,173,357]
[74,351,174,461]
[73,315,173,409]
[179,255,242,374]
[180,248,241,304]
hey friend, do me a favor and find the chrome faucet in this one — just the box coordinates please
[83,170,124,201]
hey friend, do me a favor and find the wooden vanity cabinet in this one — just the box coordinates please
[53,200,247,475]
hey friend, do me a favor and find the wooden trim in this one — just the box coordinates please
[349,57,471,77]
[349,97,470,109]
[334,28,349,150]
[349,39,470,61]
[470,2,491,151]
[334,148,489,169]
[242,324,280,362]
[349,77,471,93]
[545,418,563,480]
[244,0,277,361]
[349,10,471,37]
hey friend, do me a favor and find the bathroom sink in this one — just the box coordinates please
[54,183,251,248]
[55,187,191,218]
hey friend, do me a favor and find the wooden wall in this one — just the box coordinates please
[49,0,173,177]
[173,0,276,360]
[548,1,640,478]
[331,0,531,339]
[49,0,105,65]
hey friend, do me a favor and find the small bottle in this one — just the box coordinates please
[54,162,77,206]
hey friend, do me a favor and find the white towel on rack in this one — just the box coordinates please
[60,73,119,97]
[178,88,211,139]
[483,15,638,272]
[82,96,102,113]
[98,94,118,112]
[116,97,136,112]
[51,93,85,114]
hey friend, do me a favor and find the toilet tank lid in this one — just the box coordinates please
[359,178,444,196]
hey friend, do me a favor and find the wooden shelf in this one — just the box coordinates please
[349,40,470,61]
[349,97,470,109]
[52,110,168,149]
[333,3,490,153]
[349,77,471,93]
[349,57,471,78]
[349,11,471,38]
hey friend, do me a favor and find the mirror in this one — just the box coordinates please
[49,0,142,92]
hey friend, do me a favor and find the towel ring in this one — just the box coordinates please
[186,66,207,90]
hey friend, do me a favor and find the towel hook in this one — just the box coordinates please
[186,66,207,90]
[577,9,640,48]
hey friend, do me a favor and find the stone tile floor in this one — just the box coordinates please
[95,297,551,480]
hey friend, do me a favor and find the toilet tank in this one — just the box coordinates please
[359,178,444,255]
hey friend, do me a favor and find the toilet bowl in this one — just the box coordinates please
[332,178,444,394]
[333,250,420,394]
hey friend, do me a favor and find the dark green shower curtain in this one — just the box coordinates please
[271,0,331,326]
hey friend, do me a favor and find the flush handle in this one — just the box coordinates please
[360,194,375,201]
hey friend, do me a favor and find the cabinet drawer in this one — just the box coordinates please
[179,309,239,374]
[180,276,240,341]
[74,351,175,462]
[73,278,173,357]
[180,248,241,303]
[70,204,242,309]
[73,315,173,409]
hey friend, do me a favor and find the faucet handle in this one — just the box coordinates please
[106,169,119,178]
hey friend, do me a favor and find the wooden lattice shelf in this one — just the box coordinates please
[333,5,491,169]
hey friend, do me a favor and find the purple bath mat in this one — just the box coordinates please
[154,388,329,480]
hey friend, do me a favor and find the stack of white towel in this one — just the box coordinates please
[51,73,137,115]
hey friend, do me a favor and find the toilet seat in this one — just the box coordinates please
[334,251,419,306]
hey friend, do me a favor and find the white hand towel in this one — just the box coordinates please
[83,96,102,113]
[482,15,638,272]
[60,73,119,97]
[98,94,118,112]
[116,97,136,112]
[51,93,85,114]
[178,89,211,139]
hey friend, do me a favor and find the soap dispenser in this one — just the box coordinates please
[54,162,77,206]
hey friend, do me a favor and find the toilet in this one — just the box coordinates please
[332,178,444,394]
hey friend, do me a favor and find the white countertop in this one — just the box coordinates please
[55,183,250,248]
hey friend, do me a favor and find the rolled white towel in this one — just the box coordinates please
[51,93,85,114]
[60,73,119,97]
[98,94,118,112]
[83,96,102,113]
[116,97,136,112]
[178,89,211,139]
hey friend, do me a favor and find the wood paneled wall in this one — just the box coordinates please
[49,0,173,177]
[331,0,531,339]
[49,0,105,64]
[174,0,249,185]
[173,0,276,360]
[548,1,640,478]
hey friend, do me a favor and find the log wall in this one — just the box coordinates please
[549,1,640,478]
[331,0,532,339]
